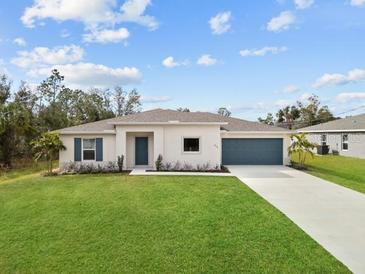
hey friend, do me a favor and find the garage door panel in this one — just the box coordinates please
[222,138,283,165]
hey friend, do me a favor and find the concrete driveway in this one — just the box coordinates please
[228,165,365,274]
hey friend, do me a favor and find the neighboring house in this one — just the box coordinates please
[57,109,291,170]
[299,113,365,159]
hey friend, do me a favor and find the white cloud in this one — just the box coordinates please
[83,27,129,43]
[313,68,365,89]
[282,84,300,93]
[336,92,365,103]
[141,95,171,103]
[239,46,287,57]
[267,11,295,32]
[13,37,27,46]
[197,54,217,66]
[350,0,365,7]
[313,73,347,88]
[299,92,312,101]
[275,99,292,108]
[21,0,118,28]
[348,68,365,81]
[30,63,141,88]
[11,45,84,69]
[162,56,188,68]
[120,0,158,30]
[209,11,231,35]
[21,0,158,31]
[162,56,178,68]
[294,0,314,9]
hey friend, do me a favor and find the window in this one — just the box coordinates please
[320,134,327,146]
[83,139,95,160]
[183,138,200,152]
[342,134,348,151]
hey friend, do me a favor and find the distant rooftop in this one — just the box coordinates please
[299,113,365,132]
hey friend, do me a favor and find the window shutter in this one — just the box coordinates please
[96,138,103,162]
[74,138,81,162]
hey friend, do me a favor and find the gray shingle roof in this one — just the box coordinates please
[299,113,365,132]
[59,108,288,133]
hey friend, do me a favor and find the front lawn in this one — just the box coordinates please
[292,153,365,194]
[0,173,348,273]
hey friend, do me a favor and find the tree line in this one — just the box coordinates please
[0,69,142,167]
[258,94,337,129]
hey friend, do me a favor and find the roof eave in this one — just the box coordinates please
[109,122,228,125]
[299,129,365,133]
[221,130,293,134]
[58,130,116,135]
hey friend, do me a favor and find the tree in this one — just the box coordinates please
[14,81,38,111]
[123,89,142,115]
[177,107,190,112]
[0,70,143,169]
[38,69,65,104]
[257,94,336,129]
[258,113,274,125]
[276,106,300,129]
[297,94,336,127]
[113,86,141,116]
[288,133,316,169]
[217,107,231,117]
[0,102,32,166]
[31,132,66,174]
[0,74,11,105]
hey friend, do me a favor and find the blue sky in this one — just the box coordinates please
[1,0,365,120]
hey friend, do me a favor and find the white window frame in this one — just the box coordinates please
[320,134,327,146]
[182,137,201,154]
[82,138,96,161]
[342,134,349,151]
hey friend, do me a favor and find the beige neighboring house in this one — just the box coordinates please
[299,113,365,159]
[57,109,291,170]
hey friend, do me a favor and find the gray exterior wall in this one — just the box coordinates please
[306,132,365,159]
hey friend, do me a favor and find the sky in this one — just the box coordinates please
[0,0,365,121]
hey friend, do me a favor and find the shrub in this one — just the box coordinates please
[172,161,181,171]
[117,155,124,172]
[155,154,163,171]
[106,161,118,172]
[164,162,172,171]
[183,162,193,171]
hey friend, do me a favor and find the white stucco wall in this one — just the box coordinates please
[59,134,116,167]
[220,132,291,165]
[162,125,221,168]
[59,125,291,170]
[115,124,221,169]
[306,132,365,159]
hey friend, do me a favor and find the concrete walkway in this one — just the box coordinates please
[228,165,365,274]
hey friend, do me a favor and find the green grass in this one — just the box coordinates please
[292,153,365,194]
[0,173,349,273]
[0,161,57,183]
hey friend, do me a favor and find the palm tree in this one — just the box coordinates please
[31,132,66,174]
[288,133,316,169]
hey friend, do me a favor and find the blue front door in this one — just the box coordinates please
[135,137,148,165]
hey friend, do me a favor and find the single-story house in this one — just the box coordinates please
[299,113,365,159]
[57,109,292,170]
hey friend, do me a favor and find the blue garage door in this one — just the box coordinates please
[222,138,283,165]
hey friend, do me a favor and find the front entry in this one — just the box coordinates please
[135,137,148,165]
